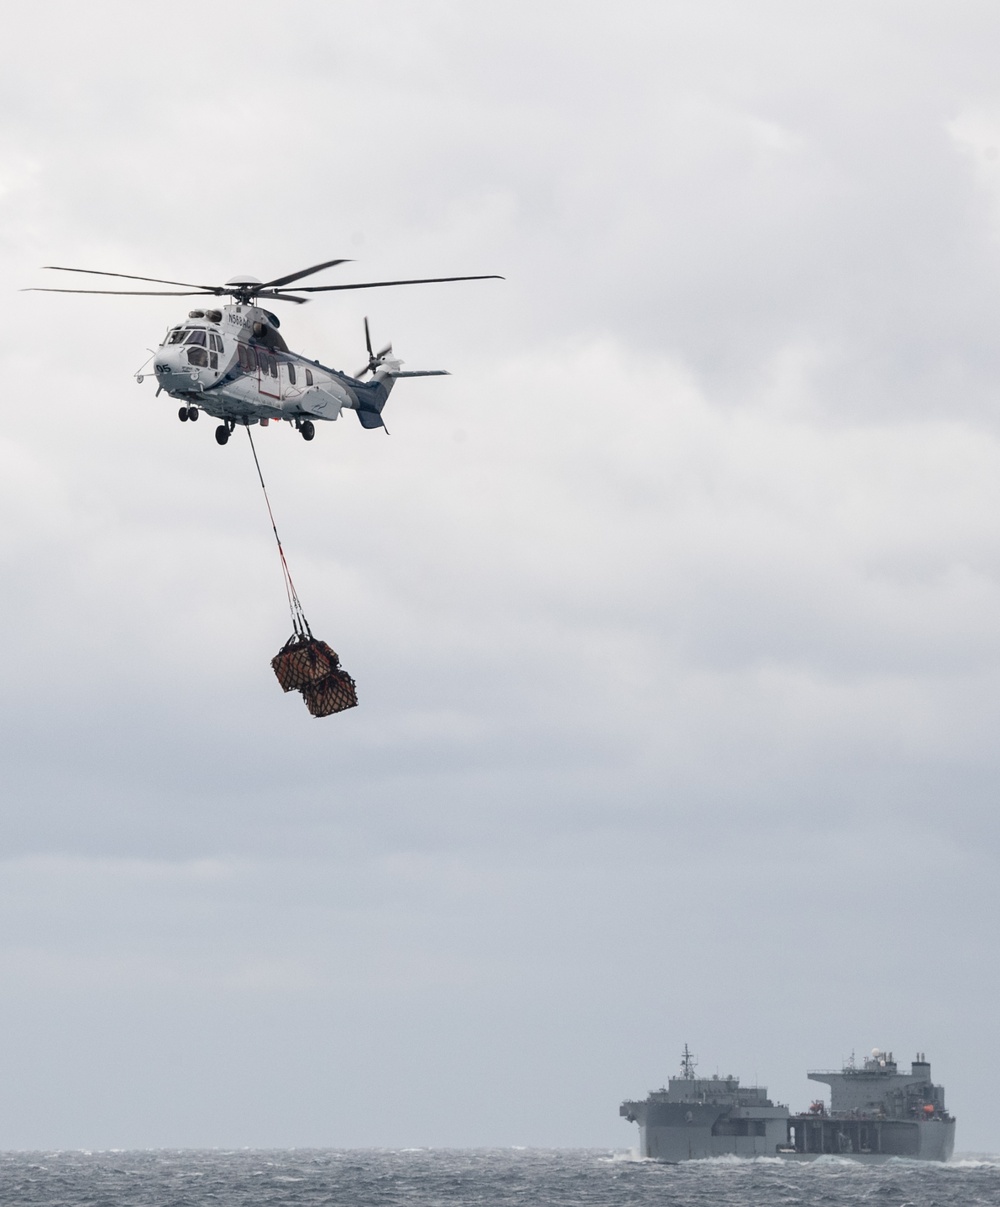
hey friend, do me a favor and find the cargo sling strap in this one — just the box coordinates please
[245,427,313,641]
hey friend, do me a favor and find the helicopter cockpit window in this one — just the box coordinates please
[187,345,208,367]
[166,329,186,345]
[209,333,224,353]
[184,329,207,346]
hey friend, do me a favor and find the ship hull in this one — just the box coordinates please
[631,1101,791,1163]
[640,1129,784,1162]
[782,1115,955,1162]
[636,1116,955,1163]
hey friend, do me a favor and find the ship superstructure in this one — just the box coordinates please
[785,1049,954,1160]
[620,1046,955,1162]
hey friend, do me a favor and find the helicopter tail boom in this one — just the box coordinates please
[349,364,450,430]
[352,377,392,430]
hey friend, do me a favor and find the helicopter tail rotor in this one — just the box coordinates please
[354,317,393,379]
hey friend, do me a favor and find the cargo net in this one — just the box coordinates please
[271,635,358,717]
[247,428,358,718]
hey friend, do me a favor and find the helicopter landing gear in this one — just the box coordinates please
[178,406,189,422]
[299,419,315,441]
[215,424,230,446]
[187,406,199,421]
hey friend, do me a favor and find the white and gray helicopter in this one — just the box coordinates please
[29,259,502,444]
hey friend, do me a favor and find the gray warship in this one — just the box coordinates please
[620,1046,955,1162]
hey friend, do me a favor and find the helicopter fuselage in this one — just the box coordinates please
[152,302,392,433]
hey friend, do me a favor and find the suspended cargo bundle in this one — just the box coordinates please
[247,427,359,718]
[271,635,337,693]
[271,634,358,716]
[301,667,359,717]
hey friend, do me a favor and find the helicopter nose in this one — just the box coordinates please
[154,346,182,377]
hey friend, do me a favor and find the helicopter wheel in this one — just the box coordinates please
[215,424,230,446]
[187,406,199,421]
[178,406,189,422]
[300,419,315,441]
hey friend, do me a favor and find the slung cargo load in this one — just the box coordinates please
[271,634,358,716]
[301,667,358,717]
[250,427,358,718]
[271,635,339,692]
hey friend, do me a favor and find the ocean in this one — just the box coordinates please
[1,1147,998,1206]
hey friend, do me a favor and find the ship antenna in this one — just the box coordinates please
[680,1044,697,1079]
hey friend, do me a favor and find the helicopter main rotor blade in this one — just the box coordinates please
[255,290,309,304]
[43,265,223,291]
[364,316,373,358]
[30,285,309,304]
[24,287,220,297]
[261,259,352,289]
[285,274,504,294]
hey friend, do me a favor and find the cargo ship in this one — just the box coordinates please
[620,1046,955,1162]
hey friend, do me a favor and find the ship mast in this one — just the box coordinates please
[679,1044,697,1079]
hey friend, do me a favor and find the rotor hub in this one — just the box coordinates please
[224,274,264,303]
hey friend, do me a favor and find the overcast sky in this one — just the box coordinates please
[2,0,1000,1152]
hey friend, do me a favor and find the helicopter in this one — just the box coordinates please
[28,259,502,444]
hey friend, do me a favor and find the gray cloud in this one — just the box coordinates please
[0,0,998,1153]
